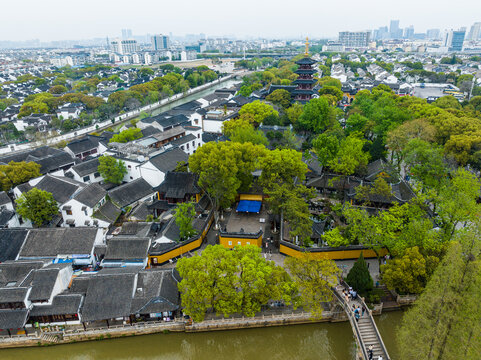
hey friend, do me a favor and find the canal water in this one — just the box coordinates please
[149,78,241,117]
[0,311,403,360]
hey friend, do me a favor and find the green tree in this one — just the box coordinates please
[319,86,343,102]
[432,95,462,110]
[312,132,340,167]
[285,253,340,318]
[436,168,481,240]
[189,142,266,227]
[15,188,58,226]
[266,89,291,108]
[177,245,297,321]
[238,100,278,125]
[285,103,303,124]
[97,155,127,185]
[397,225,481,360]
[109,128,143,143]
[328,135,370,176]
[318,76,342,89]
[230,126,269,146]
[381,246,439,295]
[174,202,197,241]
[48,85,68,94]
[0,161,41,191]
[346,253,373,295]
[296,97,334,134]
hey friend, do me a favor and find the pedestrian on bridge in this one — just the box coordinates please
[368,345,373,360]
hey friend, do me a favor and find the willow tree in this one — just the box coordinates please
[397,224,481,359]
[285,253,340,318]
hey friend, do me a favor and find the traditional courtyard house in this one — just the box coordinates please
[0,146,76,175]
[65,158,101,184]
[101,237,151,268]
[61,183,110,228]
[130,269,180,321]
[139,148,189,187]
[17,227,104,266]
[108,178,156,210]
[80,272,137,327]
[150,172,202,217]
[148,210,213,266]
[64,135,107,160]
[56,103,84,120]
[28,293,83,326]
[201,107,237,134]
[22,263,74,306]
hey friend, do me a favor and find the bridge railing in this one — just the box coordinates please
[340,280,391,360]
[332,287,369,360]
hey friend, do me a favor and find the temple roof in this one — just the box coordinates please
[295,57,316,65]
[294,68,317,75]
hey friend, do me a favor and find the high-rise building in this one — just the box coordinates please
[121,29,133,39]
[151,34,170,51]
[445,29,466,51]
[339,31,371,48]
[373,26,389,40]
[426,29,441,40]
[110,39,139,54]
[467,22,481,40]
[389,20,402,39]
[404,26,415,39]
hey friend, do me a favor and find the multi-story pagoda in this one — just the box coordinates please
[292,38,317,103]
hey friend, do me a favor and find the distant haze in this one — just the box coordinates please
[2,0,480,41]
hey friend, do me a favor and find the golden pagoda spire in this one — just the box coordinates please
[304,37,309,57]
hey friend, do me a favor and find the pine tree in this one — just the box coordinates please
[346,252,373,294]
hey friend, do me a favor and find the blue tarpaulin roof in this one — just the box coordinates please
[236,200,262,213]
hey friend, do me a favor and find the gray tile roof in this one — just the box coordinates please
[0,229,29,262]
[94,200,121,223]
[81,273,136,322]
[108,178,154,208]
[130,269,179,314]
[32,175,84,204]
[0,261,44,288]
[104,237,150,261]
[156,172,199,199]
[0,209,15,227]
[0,309,29,329]
[0,287,29,303]
[0,191,11,205]
[148,148,188,174]
[74,183,106,208]
[30,294,82,317]
[20,227,100,258]
[25,268,60,302]
[71,158,100,177]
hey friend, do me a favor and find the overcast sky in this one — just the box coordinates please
[2,0,481,41]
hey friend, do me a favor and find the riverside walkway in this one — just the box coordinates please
[333,284,391,360]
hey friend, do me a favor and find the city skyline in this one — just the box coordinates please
[1,0,481,42]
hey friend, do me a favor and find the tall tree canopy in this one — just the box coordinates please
[0,161,41,191]
[97,155,127,185]
[16,188,58,226]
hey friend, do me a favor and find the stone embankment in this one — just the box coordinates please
[0,310,347,349]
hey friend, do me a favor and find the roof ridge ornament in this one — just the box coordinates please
[305,37,309,57]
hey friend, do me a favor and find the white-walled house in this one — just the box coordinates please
[61,183,111,228]
[17,227,104,266]
[139,147,189,187]
[66,158,102,184]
